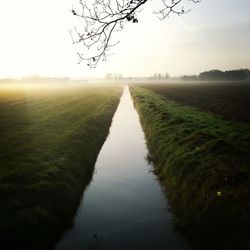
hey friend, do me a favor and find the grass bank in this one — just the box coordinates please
[130,85,250,250]
[0,84,122,249]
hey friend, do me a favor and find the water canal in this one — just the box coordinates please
[56,86,189,250]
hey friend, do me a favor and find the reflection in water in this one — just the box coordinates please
[56,86,190,250]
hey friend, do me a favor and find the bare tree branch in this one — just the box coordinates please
[70,0,200,67]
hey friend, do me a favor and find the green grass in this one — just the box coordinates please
[0,84,122,249]
[130,85,250,250]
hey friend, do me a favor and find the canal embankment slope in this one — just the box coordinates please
[130,85,250,250]
[0,85,122,250]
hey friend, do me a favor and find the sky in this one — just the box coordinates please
[0,0,249,78]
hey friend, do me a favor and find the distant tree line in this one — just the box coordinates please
[182,69,250,81]
[148,73,170,81]
[105,73,123,81]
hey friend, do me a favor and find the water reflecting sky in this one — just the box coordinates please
[56,86,190,250]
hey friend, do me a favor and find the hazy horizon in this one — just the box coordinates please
[0,0,249,78]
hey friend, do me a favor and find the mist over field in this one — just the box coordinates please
[0,0,250,249]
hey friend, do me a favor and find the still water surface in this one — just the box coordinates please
[56,86,189,250]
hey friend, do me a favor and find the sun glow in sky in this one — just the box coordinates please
[0,0,249,78]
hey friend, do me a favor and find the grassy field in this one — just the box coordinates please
[0,83,122,249]
[141,82,250,123]
[130,85,250,250]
